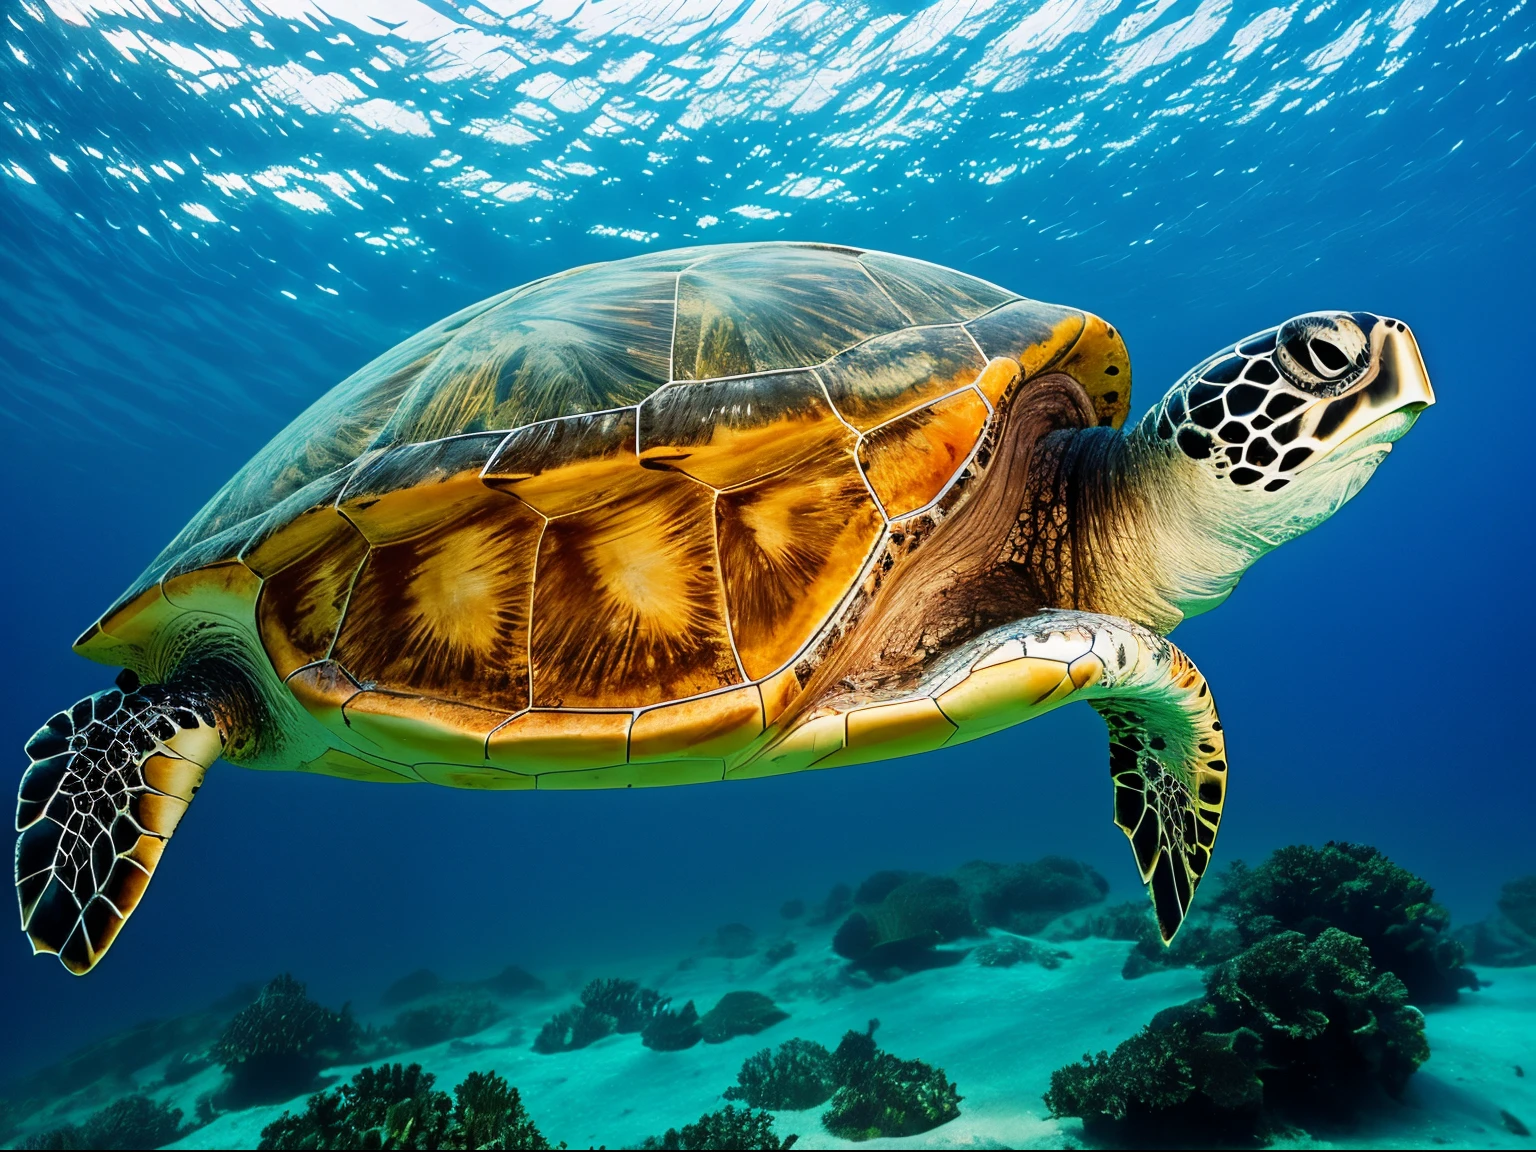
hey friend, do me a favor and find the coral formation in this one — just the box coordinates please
[533,978,665,1053]
[974,937,1071,969]
[642,1001,704,1052]
[808,883,853,926]
[1120,917,1241,980]
[212,975,366,1106]
[388,991,503,1048]
[833,875,976,976]
[700,991,789,1043]
[1220,842,1476,1003]
[258,1063,554,1150]
[725,1039,837,1111]
[476,965,545,998]
[763,940,797,967]
[1045,928,1429,1142]
[20,1095,187,1150]
[956,857,1111,935]
[1459,876,1536,967]
[381,969,442,1007]
[712,923,757,959]
[821,1021,961,1141]
[642,1106,797,1150]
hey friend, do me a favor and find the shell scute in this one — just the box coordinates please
[256,514,368,678]
[672,247,907,381]
[529,473,739,708]
[817,324,986,431]
[376,268,676,446]
[331,493,541,714]
[483,408,638,518]
[716,442,885,681]
[858,387,991,519]
[338,433,507,545]
[637,370,848,489]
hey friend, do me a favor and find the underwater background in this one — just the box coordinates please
[2,0,1535,1144]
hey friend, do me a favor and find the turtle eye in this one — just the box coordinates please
[1275,313,1371,397]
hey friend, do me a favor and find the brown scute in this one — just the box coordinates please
[332,493,541,714]
[966,300,1085,379]
[152,299,489,569]
[818,325,986,431]
[338,433,509,545]
[673,246,907,380]
[859,388,990,519]
[256,514,370,678]
[376,267,675,444]
[483,408,640,518]
[858,252,1017,325]
[530,472,740,708]
[637,371,849,489]
[240,468,360,578]
[716,444,885,681]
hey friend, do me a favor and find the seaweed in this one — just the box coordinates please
[258,1063,555,1150]
[724,1039,837,1111]
[699,991,789,1043]
[212,974,367,1106]
[1044,928,1430,1143]
[642,1001,704,1052]
[1220,842,1476,1003]
[821,1020,961,1141]
[532,979,665,1053]
[20,1095,187,1151]
[389,991,503,1048]
[641,1106,797,1150]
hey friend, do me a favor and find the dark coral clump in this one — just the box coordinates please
[1459,875,1536,967]
[808,883,853,926]
[642,1000,704,1052]
[725,1039,837,1111]
[957,856,1111,935]
[212,974,366,1106]
[533,978,666,1053]
[388,991,503,1048]
[700,991,789,1044]
[381,969,442,1007]
[21,1095,187,1151]
[833,875,976,977]
[1220,842,1476,1003]
[642,1106,797,1150]
[258,1063,554,1150]
[974,937,1071,969]
[476,965,545,998]
[1045,928,1430,1143]
[712,923,758,959]
[822,1020,961,1141]
[1120,917,1242,980]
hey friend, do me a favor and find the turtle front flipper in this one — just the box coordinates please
[927,610,1227,943]
[15,672,224,974]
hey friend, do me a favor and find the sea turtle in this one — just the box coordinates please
[14,243,1434,974]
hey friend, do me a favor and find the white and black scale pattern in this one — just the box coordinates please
[1142,312,1400,491]
[14,673,214,969]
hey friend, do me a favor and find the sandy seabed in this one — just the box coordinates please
[125,916,1536,1152]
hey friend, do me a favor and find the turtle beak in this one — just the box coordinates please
[1377,320,1435,414]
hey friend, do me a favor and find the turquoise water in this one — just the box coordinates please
[2,0,1534,1146]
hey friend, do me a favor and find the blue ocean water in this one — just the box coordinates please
[1,0,1533,1117]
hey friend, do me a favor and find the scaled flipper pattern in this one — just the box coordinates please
[15,677,223,974]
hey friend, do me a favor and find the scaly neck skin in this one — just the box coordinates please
[1015,423,1272,635]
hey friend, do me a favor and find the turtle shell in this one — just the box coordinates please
[78,243,1129,788]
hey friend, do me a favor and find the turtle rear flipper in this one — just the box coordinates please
[15,674,223,974]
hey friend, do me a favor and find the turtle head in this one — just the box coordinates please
[1130,310,1433,617]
